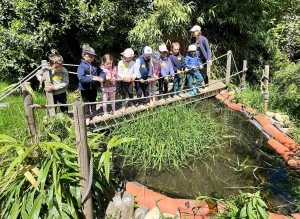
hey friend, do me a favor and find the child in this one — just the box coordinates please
[184,45,204,95]
[117,48,136,113]
[100,54,117,117]
[77,46,103,126]
[134,46,153,109]
[155,45,175,99]
[36,54,69,113]
[169,42,186,98]
[149,51,160,106]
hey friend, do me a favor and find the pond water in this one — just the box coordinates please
[117,99,299,215]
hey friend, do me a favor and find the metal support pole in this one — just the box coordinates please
[73,102,93,219]
[263,65,269,111]
[42,60,56,116]
[226,50,232,86]
[241,60,247,91]
[21,82,37,138]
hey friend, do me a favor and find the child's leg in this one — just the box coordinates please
[186,73,194,88]
[120,82,127,109]
[143,81,149,104]
[178,76,182,93]
[173,75,178,96]
[158,77,163,94]
[80,90,92,118]
[194,71,204,87]
[127,82,135,107]
[54,92,68,113]
[102,91,108,114]
[89,89,98,118]
[163,78,169,94]
[136,81,143,106]
[109,91,116,113]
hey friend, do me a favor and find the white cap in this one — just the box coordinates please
[142,46,153,57]
[187,45,197,52]
[190,25,201,32]
[158,45,168,52]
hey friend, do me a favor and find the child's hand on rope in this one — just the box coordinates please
[164,76,169,82]
[199,65,203,70]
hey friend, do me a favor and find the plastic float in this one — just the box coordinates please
[125,181,300,219]
[215,92,300,172]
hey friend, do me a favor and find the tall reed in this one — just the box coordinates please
[110,103,223,170]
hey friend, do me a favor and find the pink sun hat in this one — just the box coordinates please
[121,48,134,58]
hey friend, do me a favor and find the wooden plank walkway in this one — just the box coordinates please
[88,80,226,130]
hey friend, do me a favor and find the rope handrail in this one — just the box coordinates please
[62,52,228,70]
[0,65,42,101]
[29,68,245,109]
[66,53,228,82]
[0,53,228,102]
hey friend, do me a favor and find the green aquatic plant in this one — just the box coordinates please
[110,103,223,171]
[198,190,269,219]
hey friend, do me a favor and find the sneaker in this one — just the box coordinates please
[189,90,196,96]
[86,118,91,126]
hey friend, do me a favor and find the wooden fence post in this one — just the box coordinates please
[226,50,232,86]
[73,102,93,219]
[21,82,37,137]
[263,65,269,111]
[41,60,56,116]
[241,60,247,91]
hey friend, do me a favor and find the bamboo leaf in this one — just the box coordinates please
[107,136,136,149]
[9,201,20,219]
[6,144,36,174]
[257,204,268,219]
[48,133,61,142]
[101,150,111,182]
[0,134,18,143]
[239,206,247,218]
[27,191,45,219]
[44,142,76,153]
[60,173,81,180]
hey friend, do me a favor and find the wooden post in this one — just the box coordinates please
[226,50,232,86]
[41,60,56,116]
[207,61,211,79]
[241,60,247,91]
[21,82,37,137]
[73,102,93,219]
[263,65,269,111]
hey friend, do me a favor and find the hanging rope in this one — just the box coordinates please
[81,156,93,204]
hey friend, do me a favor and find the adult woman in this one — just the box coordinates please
[190,25,212,89]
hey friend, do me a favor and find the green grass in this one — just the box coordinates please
[109,103,223,170]
[0,82,74,140]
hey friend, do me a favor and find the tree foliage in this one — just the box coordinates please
[0,0,299,83]
[0,0,150,81]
